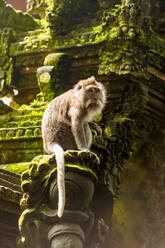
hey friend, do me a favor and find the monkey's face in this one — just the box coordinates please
[85,85,101,105]
[74,76,106,111]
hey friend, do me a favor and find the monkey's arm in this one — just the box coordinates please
[71,121,88,150]
[70,109,100,162]
[70,107,88,150]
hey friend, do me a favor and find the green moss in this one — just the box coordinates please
[65,163,96,177]
[104,126,112,139]
[9,22,105,56]
[39,72,51,84]
[1,162,30,175]
[46,0,100,35]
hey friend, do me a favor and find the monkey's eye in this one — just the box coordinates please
[74,84,82,91]
[87,88,100,93]
[95,88,100,93]
[76,84,82,90]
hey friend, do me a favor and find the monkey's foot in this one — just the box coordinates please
[79,149,100,164]
[89,122,102,138]
[90,151,100,164]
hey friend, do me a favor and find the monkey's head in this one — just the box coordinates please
[74,76,106,110]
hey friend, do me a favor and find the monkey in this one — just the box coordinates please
[41,76,106,218]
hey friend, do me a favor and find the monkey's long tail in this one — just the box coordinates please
[52,143,65,218]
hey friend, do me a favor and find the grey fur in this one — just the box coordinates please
[42,76,106,217]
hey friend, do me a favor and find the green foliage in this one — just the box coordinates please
[46,0,99,35]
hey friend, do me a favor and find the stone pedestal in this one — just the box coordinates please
[18,151,110,248]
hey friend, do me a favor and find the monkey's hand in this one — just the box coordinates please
[89,122,102,138]
[80,148,100,164]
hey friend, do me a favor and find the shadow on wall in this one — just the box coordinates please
[5,0,26,12]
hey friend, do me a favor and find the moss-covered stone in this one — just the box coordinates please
[0,100,13,115]
[46,0,100,35]
[35,53,72,103]
[1,162,30,175]
[20,151,98,211]
[0,0,164,247]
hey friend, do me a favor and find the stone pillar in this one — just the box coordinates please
[49,223,84,248]
[18,151,110,248]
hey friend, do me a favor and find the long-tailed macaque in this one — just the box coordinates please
[42,76,106,217]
